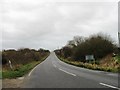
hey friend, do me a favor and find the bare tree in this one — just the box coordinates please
[73,36,85,46]
[66,36,85,47]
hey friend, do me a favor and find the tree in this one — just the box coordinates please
[66,36,85,48]
[73,36,85,46]
[62,46,73,58]
[73,34,116,61]
[2,53,7,65]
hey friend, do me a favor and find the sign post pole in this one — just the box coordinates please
[9,60,13,70]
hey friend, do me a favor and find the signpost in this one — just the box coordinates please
[85,55,95,63]
[85,55,94,61]
[9,60,13,70]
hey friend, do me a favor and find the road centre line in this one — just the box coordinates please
[59,68,76,76]
[52,62,57,68]
[100,83,119,89]
[53,64,56,67]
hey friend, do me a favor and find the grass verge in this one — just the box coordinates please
[2,53,50,79]
[115,55,120,63]
[56,54,119,73]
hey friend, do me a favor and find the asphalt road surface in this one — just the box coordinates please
[21,52,119,89]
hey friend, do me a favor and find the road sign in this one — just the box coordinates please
[85,55,94,61]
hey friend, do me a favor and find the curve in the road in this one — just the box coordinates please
[21,52,119,89]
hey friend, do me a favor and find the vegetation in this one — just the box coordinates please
[56,53,119,73]
[115,55,120,63]
[3,61,39,78]
[2,48,50,78]
[55,33,119,73]
[73,35,115,60]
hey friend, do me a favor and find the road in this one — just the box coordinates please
[21,52,119,89]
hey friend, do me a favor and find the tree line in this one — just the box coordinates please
[55,33,118,62]
[2,48,50,66]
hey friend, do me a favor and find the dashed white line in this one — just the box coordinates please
[53,64,57,68]
[59,68,76,76]
[100,83,119,89]
[52,61,57,68]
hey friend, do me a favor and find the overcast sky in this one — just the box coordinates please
[1,0,119,51]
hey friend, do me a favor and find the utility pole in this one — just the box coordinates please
[118,3,120,51]
[118,32,120,48]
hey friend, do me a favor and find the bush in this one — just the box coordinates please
[2,54,7,65]
[2,48,50,66]
[62,47,73,58]
[2,62,38,78]
[73,34,116,61]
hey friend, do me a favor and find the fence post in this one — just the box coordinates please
[9,60,13,70]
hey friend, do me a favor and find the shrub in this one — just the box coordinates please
[2,54,7,65]
[73,34,116,61]
[2,48,50,66]
[62,47,73,58]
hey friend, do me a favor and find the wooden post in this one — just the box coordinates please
[9,60,13,70]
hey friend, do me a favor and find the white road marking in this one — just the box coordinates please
[100,83,119,89]
[107,73,118,77]
[59,68,76,76]
[28,64,39,76]
[52,61,57,68]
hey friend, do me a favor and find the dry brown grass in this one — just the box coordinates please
[99,54,119,69]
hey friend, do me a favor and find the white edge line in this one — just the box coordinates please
[28,64,39,76]
[59,68,76,76]
[28,57,48,76]
[100,83,119,89]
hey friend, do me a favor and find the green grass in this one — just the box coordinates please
[115,55,120,63]
[3,61,39,78]
[0,71,2,79]
[56,54,119,73]
[2,53,50,79]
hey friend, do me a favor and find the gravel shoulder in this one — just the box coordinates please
[2,77,24,88]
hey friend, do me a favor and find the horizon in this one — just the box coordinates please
[1,32,119,52]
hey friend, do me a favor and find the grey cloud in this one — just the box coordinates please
[1,1,118,50]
